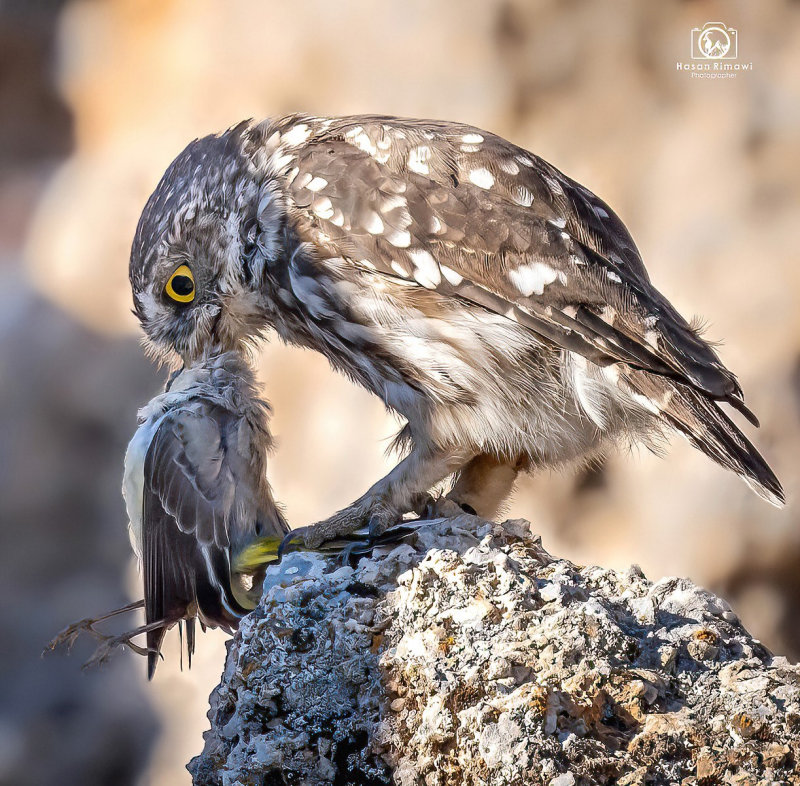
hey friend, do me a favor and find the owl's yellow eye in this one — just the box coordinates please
[165,265,195,303]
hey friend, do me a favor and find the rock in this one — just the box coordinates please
[190,515,800,785]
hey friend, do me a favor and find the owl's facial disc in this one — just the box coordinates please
[134,238,271,366]
[131,254,221,365]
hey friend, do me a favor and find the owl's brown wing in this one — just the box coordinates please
[281,115,752,418]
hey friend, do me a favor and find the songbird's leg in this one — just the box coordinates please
[46,601,167,670]
[82,619,167,670]
[446,453,526,519]
[282,445,474,550]
[46,600,145,653]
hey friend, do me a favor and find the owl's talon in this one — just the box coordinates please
[419,495,471,520]
[410,492,435,516]
[337,542,362,567]
[367,514,386,540]
[278,527,313,557]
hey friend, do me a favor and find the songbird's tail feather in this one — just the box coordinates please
[146,625,167,680]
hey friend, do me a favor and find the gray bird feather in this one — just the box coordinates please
[123,351,288,677]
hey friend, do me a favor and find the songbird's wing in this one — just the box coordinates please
[281,115,748,413]
[141,397,285,678]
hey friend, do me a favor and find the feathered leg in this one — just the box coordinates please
[447,453,526,518]
[282,444,475,549]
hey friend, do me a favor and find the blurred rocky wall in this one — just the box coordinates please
[4,0,798,783]
[0,3,159,784]
[0,281,159,786]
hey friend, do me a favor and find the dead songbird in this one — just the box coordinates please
[123,351,289,677]
[48,349,426,675]
[128,114,784,550]
[48,352,287,677]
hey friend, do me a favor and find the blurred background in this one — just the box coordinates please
[1,0,798,782]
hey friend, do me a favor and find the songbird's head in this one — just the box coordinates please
[129,121,285,365]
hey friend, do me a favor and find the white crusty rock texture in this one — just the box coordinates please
[190,516,800,785]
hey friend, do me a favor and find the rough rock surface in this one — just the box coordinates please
[190,516,800,785]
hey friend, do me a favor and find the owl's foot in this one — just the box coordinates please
[416,493,478,520]
[279,500,402,554]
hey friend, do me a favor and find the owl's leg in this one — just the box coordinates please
[282,445,474,550]
[446,453,525,519]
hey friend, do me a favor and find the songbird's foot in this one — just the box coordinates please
[47,622,154,670]
[45,600,145,655]
[81,630,155,671]
[45,601,161,670]
[46,620,100,654]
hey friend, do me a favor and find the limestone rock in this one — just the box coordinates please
[190,516,800,785]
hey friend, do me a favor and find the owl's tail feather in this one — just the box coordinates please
[622,370,784,507]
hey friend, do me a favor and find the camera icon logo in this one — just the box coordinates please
[691,22,738,60]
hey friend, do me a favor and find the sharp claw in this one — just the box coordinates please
[417,495,473,521]
[278,527,310,558]
[368,513,391,539]
[123,639,154,658]
[410,492,435,517]
[371,520,428,545]
[337,542,362,567]
[420,497,442,520]
[47,619,104,655]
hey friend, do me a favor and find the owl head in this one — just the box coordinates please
[129,122,283,365]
